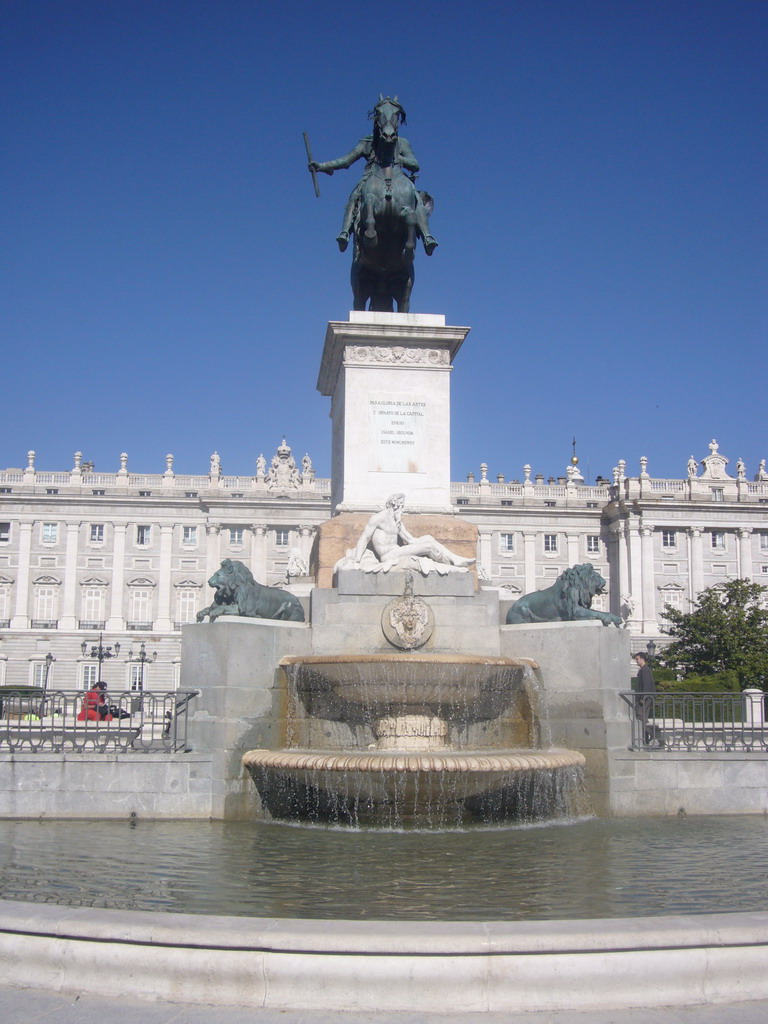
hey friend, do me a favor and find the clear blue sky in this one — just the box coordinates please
[2,0,765,484]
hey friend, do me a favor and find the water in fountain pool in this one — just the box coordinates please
[2,815,767,921]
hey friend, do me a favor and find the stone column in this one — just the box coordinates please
[743,689,765,728]
[640,526,657,631]
[737,528,753,580]
[59,521,81,630]
[107,523,126,630]
[687,527,704,602]
[628,521,643,618]
[523,532,536,594]
[617,524,630,617]
[566,532,579,567]
[251,526,267,583]
[607,522,627,620]
[156,524,174,630]
[205,524,221,581]
[479,530,493,578]
[11,521,32,628]
[299,527,314,564]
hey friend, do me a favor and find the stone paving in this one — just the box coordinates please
[2,987,768,1024]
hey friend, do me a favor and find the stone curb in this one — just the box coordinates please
[2,900,768,1013]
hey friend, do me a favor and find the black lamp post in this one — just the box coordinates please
[127,642,157,691]
[42,652,55,696]
[39,651,55,716]
[80,633,121,684]
[646,640,657,661]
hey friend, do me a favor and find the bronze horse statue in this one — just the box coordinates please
[308,96,437,313]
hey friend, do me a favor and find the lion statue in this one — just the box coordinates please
[505,563,621,627]
[196,559,305,623]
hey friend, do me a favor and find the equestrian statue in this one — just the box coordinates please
[306,96,437,313]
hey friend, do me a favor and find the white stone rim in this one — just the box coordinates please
[242,748,586,773]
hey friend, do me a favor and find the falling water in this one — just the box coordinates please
[243,655,590,829]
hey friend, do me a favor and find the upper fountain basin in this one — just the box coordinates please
[279,654,535,726]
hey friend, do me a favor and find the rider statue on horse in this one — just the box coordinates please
[309,96,437,258]
[307,97,437,313]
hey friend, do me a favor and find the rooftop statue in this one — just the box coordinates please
[307,96,437,313]
[506,564,622,627]
[336,493,475,577]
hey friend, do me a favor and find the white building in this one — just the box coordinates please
[0,439,766,690]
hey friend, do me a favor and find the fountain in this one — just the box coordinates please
[5,102,768,1017]
[242,653,588,827]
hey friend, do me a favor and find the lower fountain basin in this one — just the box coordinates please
[242,747,588,828]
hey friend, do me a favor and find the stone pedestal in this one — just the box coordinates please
[317,312,470,514]
[309,511,478,589]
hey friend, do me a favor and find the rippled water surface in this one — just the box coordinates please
[2,815,767,921]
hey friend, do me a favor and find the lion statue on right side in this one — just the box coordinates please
[505,563,621,627]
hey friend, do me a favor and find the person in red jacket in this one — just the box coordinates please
[77,681,113,722]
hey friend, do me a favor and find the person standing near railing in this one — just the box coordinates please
[633,652,663,747]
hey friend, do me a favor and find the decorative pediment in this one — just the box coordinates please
[699,439,732,481]
[658,582,685,592]
[499,583,523,596]
[79,576,109,587]
[127,576,156,588]
[265,439,301,493]
[0,574,15,586]
[174,578,203,589]
[33,574,61,586]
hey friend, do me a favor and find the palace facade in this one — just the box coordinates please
[1,439,766,691]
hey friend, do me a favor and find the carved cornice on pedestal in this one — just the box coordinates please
[317,314,469,396]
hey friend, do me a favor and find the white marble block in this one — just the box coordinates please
[317,312,470,513]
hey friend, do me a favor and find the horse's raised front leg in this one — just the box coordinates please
[414,201,438,255]
[362,192,377,248]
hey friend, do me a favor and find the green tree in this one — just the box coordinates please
[661,579,768,690]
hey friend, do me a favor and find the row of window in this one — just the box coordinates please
[0,586,201,625]
[21,661,176,691]
[661,530,768,551]
[6,522,768,553]
[498,534,601,555]
[0,523,293,547]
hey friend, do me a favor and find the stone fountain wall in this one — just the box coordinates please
[181,581,628,821]
[500,619,630,817]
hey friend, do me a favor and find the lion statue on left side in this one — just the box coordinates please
[196,559,305,623]
[506,563,621,627]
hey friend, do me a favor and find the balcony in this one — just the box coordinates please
[126,621,153,631]
[30,620,58,629]
[79,621,106,631]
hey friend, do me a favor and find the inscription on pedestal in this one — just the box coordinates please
[369,395,427,473]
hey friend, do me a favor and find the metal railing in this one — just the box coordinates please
[620,691,768,752]
[0,688,199,754]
